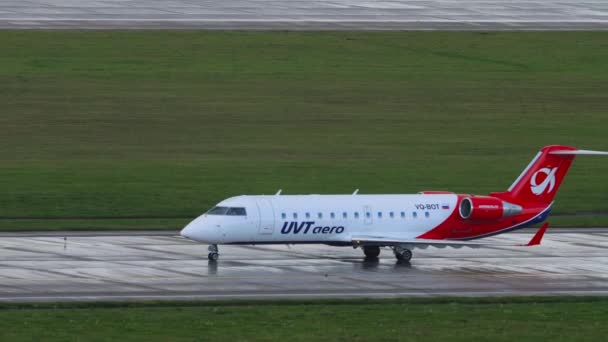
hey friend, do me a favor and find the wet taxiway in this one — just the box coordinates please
[1,0,607,30]
[1,229,608,302]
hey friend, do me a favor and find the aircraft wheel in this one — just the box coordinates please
[208,244,219,261]
[395,249,412,262]
[208,252,219,261]
[363,246,381,259]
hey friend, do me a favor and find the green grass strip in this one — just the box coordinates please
[1,297,607,341]
[1,31,607,230]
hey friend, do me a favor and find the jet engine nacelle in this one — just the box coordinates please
[459,196,522,221]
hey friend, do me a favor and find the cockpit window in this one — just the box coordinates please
[207,206,246,216]
[227,207,246,216]
[207,206,229,215]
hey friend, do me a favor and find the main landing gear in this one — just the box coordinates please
[361,245,413,262]
[362,246,381,259]
[393,246,413,262]
[208,244,219,261]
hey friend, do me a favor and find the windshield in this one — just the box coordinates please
[207,206,247,216]
[226,207,246,216]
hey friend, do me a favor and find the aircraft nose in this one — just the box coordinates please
[180,215,223,243]
[180,221,197,240]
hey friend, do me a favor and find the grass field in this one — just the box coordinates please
[1,31,608,230]
[1,298,607,341]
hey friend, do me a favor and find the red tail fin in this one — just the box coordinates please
[492,145,608,208]
[492,145,578,206]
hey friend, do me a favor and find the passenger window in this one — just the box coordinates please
[330,212,335,219]
[281,213,286,219]
[342,212,347,219]
[400,211,405,218]
[377,212,382,218]
[293,213,298,219]
[366,212,371,218]
[413,212,418,218]
[425,212,430,218]
[389,212,394,218]
[354,212,359,219]
[305,212,310,219]
[318,212,323,219]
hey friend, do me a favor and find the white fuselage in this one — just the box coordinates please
[180,194,457,245]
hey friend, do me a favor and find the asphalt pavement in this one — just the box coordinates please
[1,228,608,302]
[1,0,607,30]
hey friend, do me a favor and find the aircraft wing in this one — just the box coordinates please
[352,236,491,249]
[351,223,549,249]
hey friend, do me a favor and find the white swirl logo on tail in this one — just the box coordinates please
[530,167,558,195]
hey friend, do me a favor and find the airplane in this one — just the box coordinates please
[180,145,608,262]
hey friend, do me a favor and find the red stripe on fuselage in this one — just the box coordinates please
[416,194,547,240]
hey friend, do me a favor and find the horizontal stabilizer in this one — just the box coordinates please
[550,149,608,155]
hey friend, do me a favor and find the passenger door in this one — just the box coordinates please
[256,197,275,235]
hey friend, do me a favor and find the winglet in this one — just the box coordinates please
[526,222,549,246]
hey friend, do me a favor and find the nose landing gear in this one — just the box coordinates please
[208,244,219,261]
